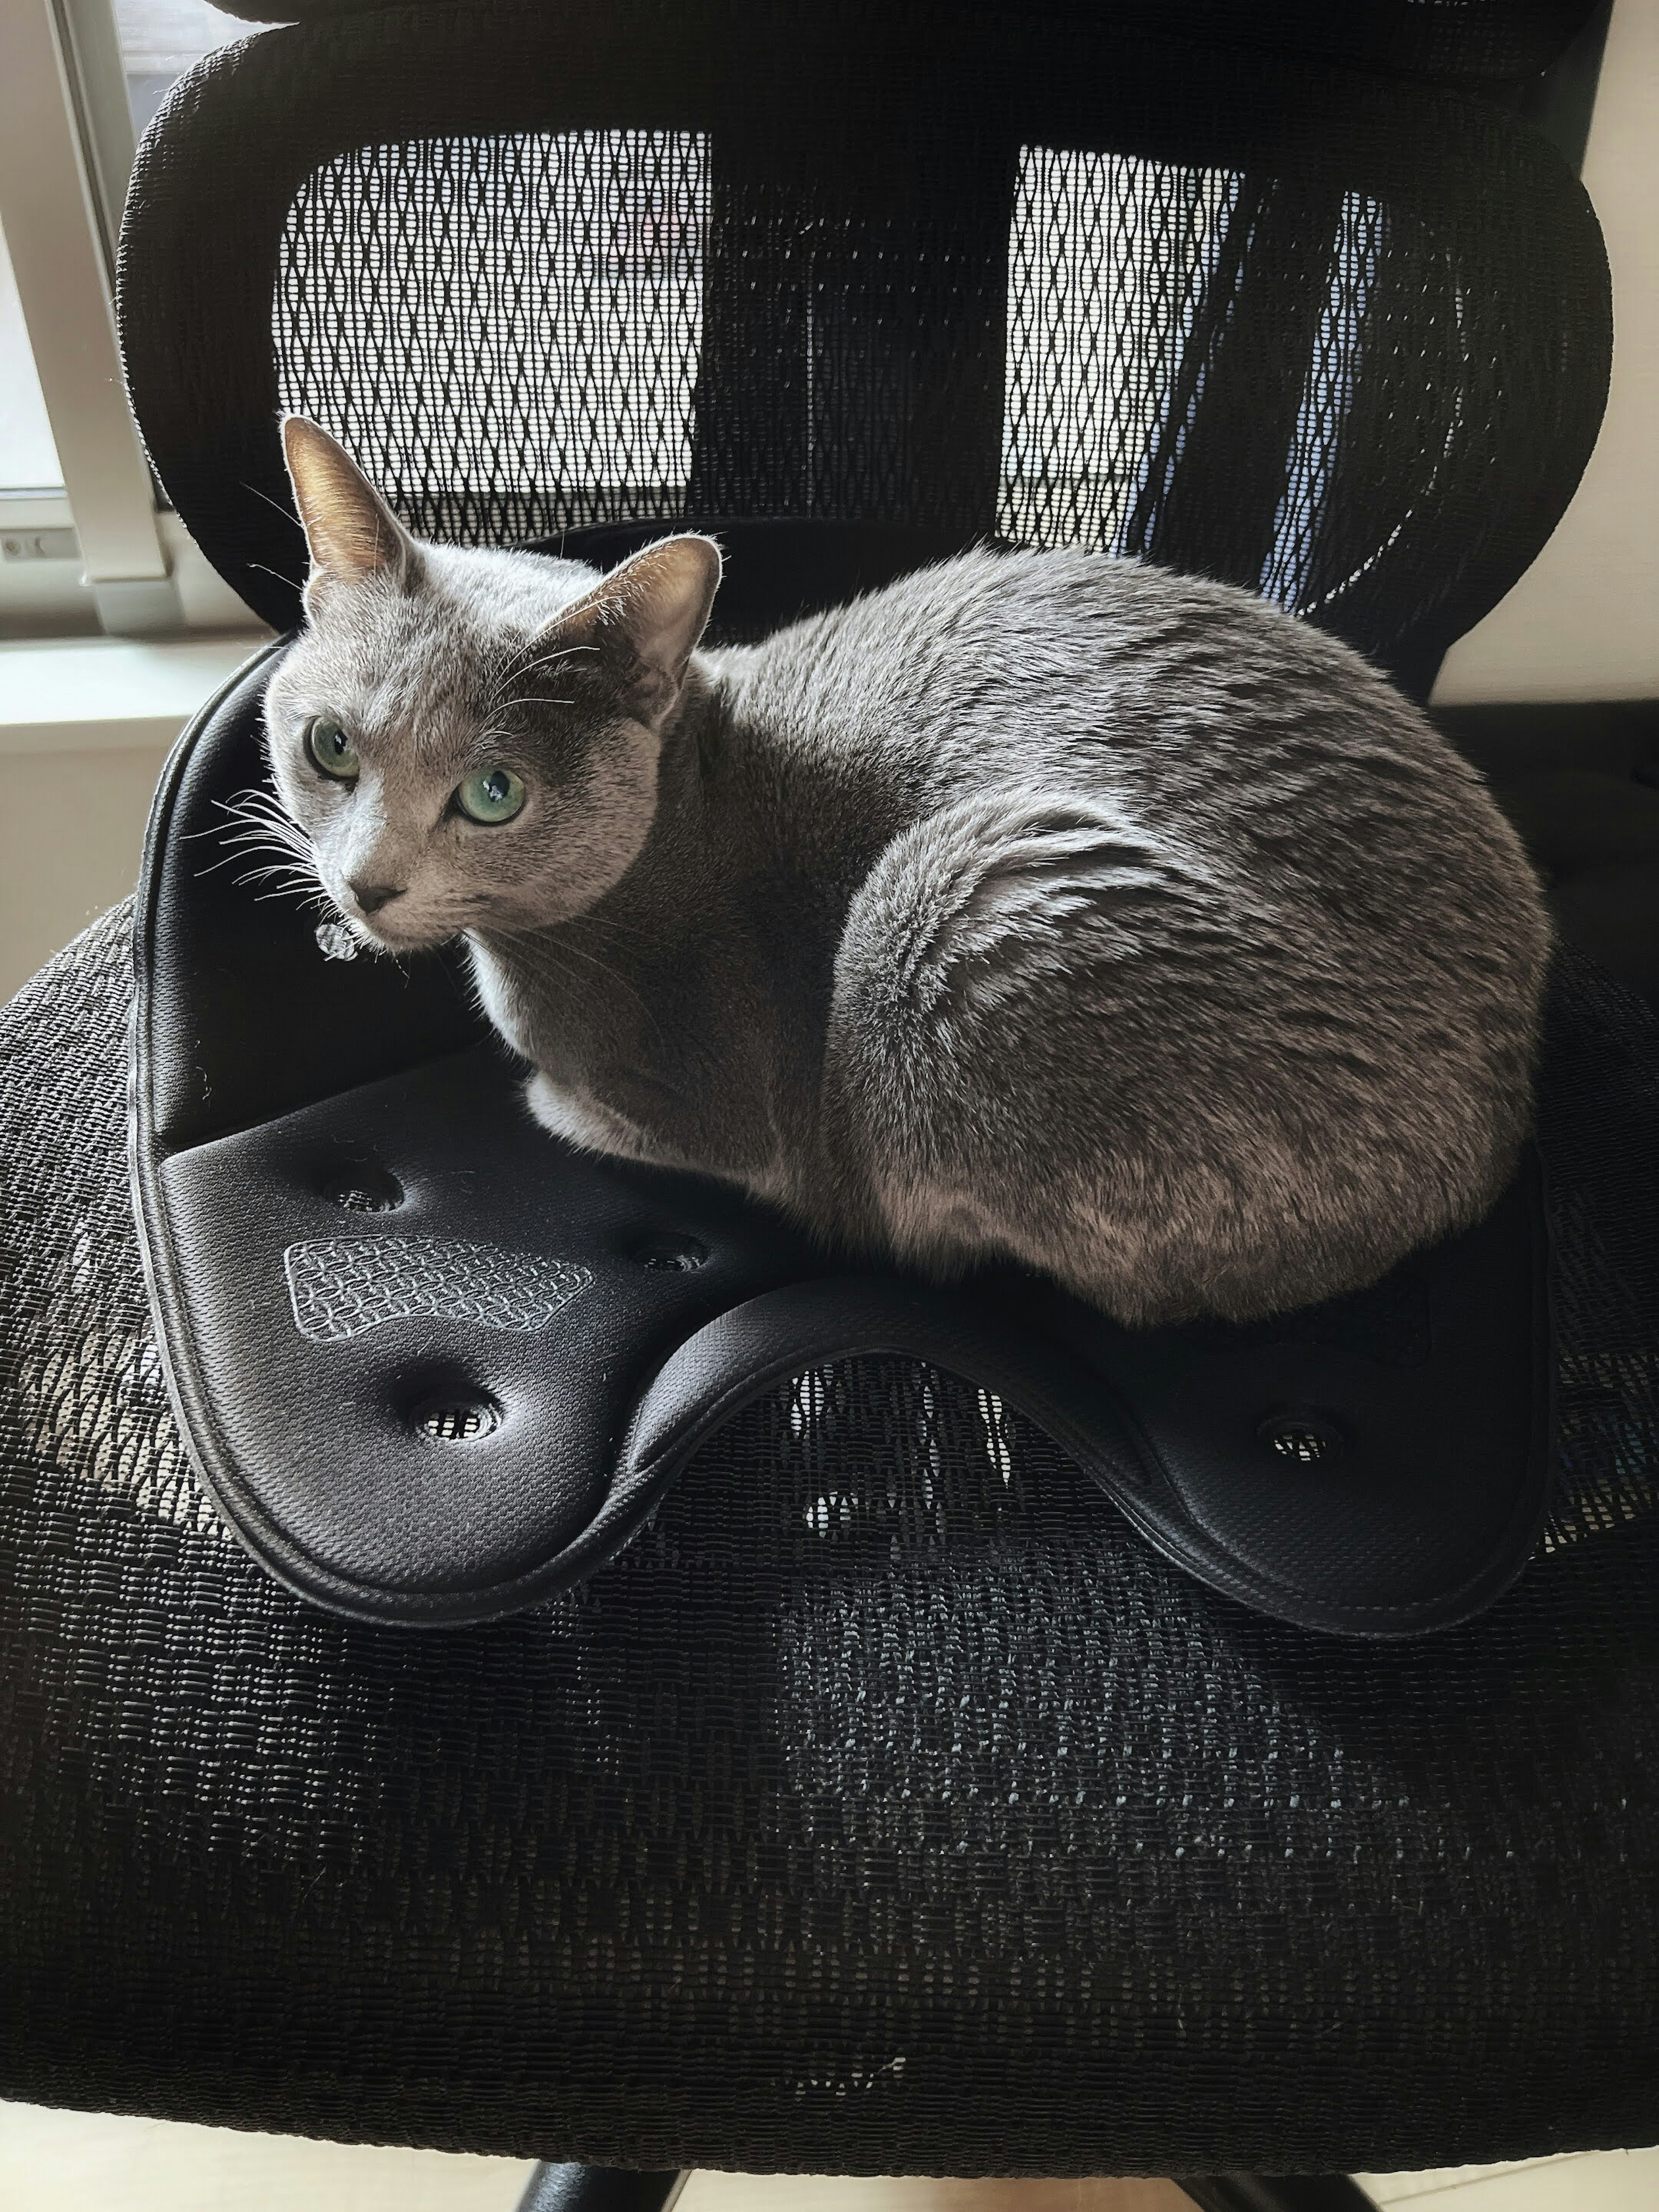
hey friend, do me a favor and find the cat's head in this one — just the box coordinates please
[263,416,721,951]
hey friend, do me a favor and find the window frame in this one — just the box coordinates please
[0,0,261,636]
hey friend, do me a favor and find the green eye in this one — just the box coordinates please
[307,716,359,780]
[456,766,527,824]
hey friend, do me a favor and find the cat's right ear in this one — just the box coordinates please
[537,535,723,731]
[281,416,417,604]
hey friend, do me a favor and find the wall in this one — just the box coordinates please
[0,635,261,1004]
[0,737,171,1000]
[1433,0,1659,704]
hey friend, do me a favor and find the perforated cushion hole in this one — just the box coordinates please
[631,1233,709,1274]
[321,1163,404,1213]
[407,1387,502,1445]
[1258,1410,1346,1465]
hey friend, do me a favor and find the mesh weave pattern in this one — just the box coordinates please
[278,131,709,543]
[265,118,1598,670]
[275,127,1014,547]
[3,909,1658,2173]
[118,12,1611,685]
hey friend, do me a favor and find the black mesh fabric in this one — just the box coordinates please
[208,0,1603,88]
[276,130,712,545]
[117,6,1611,693]
[28,0,1644,2171]
[2,910,1658,2174]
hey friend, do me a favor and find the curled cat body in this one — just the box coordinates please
[265,417,1551,1328]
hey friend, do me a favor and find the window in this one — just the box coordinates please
[0,0,261,633]
[114,0,248,137]
[0,218,64,495]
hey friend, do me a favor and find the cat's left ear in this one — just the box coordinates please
[281,415,418,601]
[545,535,722,731]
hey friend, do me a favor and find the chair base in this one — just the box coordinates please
[516,2164,689,2212]
[1182,2177,1377,2212]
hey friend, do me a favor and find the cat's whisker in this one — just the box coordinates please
[205,790,321,891]
[207,832,318,876]
[214,786,289,811]
[215,819,313,855]
[200,836,315,882]
[470,695,578,750]
[511,643,597,681]
[234,867,329,903]
[230,856,305,880]
[238,476,305,528]
[232,858,318,886]
[210,787,313,834]
[479,642,594,720]
[192,791,292,830]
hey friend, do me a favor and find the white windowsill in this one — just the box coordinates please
[0,632,270,755]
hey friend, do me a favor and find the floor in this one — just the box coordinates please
[3,2102,1658,2212]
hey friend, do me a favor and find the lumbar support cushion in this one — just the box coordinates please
[129,631,1568,1641]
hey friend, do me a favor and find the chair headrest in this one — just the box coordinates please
[207,0,1603,86]
[118,6,1609,691]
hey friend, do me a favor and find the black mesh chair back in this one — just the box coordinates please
[120,4,1610,696]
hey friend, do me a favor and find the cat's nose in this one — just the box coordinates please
[350,879,405,915]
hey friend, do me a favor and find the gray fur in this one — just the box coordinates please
[265,423,1550,1327]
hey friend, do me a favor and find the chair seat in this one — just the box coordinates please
[3,906,1658,2176]
[1439,702,1659,1011]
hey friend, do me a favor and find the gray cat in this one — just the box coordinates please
[261,415,1550,1327]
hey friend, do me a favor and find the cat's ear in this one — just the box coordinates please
[281,416,416,597]
[546,535,722,729]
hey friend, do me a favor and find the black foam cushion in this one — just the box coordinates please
[131,525,1556,1639]
[1437,700,1659,1012]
